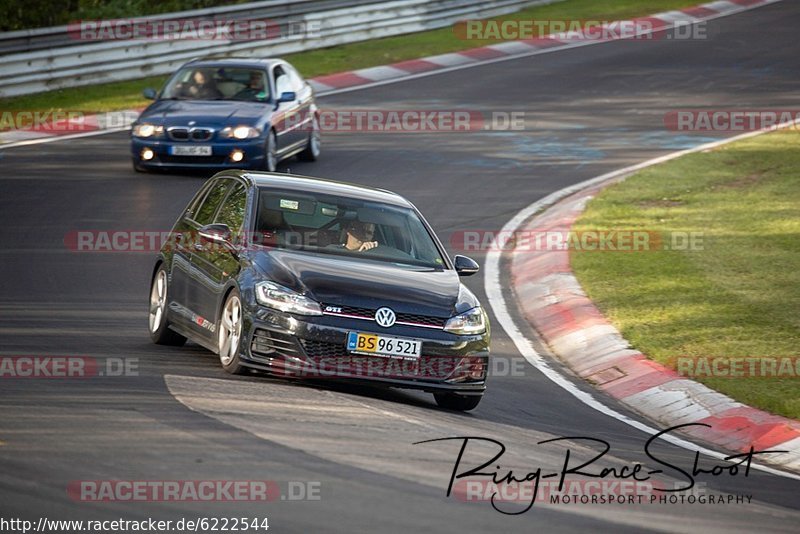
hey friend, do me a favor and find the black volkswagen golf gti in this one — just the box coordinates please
[149,171,490,410]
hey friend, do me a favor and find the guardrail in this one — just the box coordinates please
[0,0,556,98]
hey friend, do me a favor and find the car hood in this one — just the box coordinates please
[139,100,268,126]
[250,249,476,318]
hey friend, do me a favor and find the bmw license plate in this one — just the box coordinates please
[170,145,212,156]
[347,332,421,358]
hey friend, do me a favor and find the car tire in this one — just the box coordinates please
[263,130,278,172]
[433,392,482,411]
[297,116,320,162]
[148,266,187,346]
[218,288,246,374]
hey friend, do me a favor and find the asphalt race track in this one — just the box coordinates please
[1,3,799,532]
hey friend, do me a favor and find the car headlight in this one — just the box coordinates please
[132,123,163,138]
[255,281,322,316]
[443,307,486,335]
[221,126,261,140]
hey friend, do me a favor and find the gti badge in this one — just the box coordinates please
[375,307,396,328]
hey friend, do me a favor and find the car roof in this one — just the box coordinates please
[221,171,414,208]
[185,57,285,70]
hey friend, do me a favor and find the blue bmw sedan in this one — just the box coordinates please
[131,58,320,172]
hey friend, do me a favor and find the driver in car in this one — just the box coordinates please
[179,70,220,99]
[341,221,379,252]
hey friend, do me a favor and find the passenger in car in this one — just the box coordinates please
[235,71,268,101]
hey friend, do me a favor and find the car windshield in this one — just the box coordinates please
[254,188,447,269]
[161,66,270,102]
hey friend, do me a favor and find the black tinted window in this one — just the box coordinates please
[255,188,446,269]
[194,180,232,225]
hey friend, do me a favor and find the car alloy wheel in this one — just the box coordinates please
[148,266,186,346]
[149,270,167,333]
[298,116,320,161]
[218,290,245,373]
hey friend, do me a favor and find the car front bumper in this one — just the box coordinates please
[239,306,490,395]
[131,137,265,170]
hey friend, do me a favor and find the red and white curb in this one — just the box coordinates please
[506,121,800,473]
[0,0,783,147]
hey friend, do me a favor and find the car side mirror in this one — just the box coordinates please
[454,255,480,276]
[276,91,296,105]
[198,223,236,255]
[143,88,157,100]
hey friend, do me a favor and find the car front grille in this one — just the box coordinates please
[396,313,447,328]
[322,303,447,329]
[191,128,213,141]
[299,339,349,359]
[250,330,463,380]
[167,128,189,140]
[167,127,214,141]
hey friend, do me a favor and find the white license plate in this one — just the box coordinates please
[170,145,212,156]
[347,332,421,359]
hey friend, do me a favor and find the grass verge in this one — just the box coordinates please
[0,0,700,114]
[571,129,800,420]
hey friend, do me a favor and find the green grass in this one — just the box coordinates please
[0,0,700,115]
[571,129,800,419]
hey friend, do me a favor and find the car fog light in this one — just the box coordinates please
[230,149,244,163]
[141,148,154,161]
